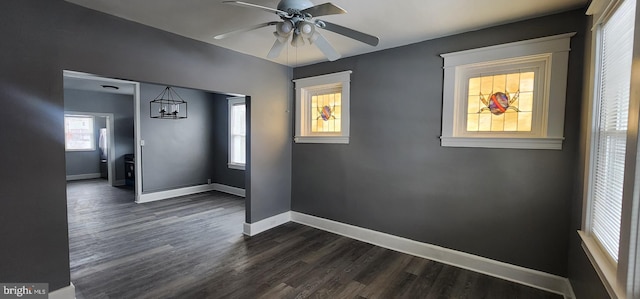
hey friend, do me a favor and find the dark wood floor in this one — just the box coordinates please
[67,179,563,299]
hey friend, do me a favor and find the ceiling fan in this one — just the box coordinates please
[214,0,379,61]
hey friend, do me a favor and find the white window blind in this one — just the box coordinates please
[591,0,635,262]
[229,100,246,166]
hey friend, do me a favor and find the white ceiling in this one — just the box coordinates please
[64,75,135,95]
[64,0,588,67]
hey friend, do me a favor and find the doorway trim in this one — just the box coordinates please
[65,111,115,186]
[63,70,143,200]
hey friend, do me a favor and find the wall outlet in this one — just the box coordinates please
[207,179,211,185]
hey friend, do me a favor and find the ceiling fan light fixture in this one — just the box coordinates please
[218,0,380,61]
[308,31,319,44]
[276,20,294,37]
[272,31,288,42]
[299,21,315,39]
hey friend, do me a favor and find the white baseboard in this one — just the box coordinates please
[49,283,75,299]
[66,173,101,181]
[136,184,217,204]
[212,183,245,197]
[243,211,291,236]
[136,183,246,204]
[290,212,575,299]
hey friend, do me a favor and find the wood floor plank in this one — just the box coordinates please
[427,265,462,298]
[398,260,445,298]
[68,179,564,299]
[330,281,367,299]
[359,254,414,299]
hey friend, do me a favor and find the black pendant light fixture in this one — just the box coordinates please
[149,86,188,119]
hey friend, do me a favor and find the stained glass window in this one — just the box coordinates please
[294,70,351,144]
[466,72,534,132]
[311,89,342,133]
[440,34,572,149]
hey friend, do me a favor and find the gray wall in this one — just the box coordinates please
[211,93,246,189]
[292,9,587,277]
[140,83,217,192]
[64,89,134,181]
[0,0,290,291]
[139,86,246,192]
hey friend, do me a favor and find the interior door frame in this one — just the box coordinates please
[63,70,143,199]
[65,111,115,186]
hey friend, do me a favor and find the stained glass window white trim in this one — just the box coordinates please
[294,70,351,144]
[228,97,246,170]
[440,33,575,150]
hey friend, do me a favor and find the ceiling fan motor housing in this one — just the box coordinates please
[277,0,314,13]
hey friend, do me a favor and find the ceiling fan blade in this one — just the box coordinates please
[300,3,347,17]
[214,21,278,39]
[310,32,341,61]
[222,1,290,17]
[267,38,287,59]
[319,21,379,46]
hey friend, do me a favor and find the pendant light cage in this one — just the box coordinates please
[150,86,188,119]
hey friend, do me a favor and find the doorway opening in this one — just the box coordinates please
[64,112,116,186]
[63,71,250,297]
[63,70,142,198]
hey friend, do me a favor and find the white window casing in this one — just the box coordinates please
[440,33,575,150]
[228,97,246,170]
[580,0,640,298]
[294,70,351,144]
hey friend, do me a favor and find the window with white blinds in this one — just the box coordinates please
[590,0,635,263]
[228,97,246,170]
